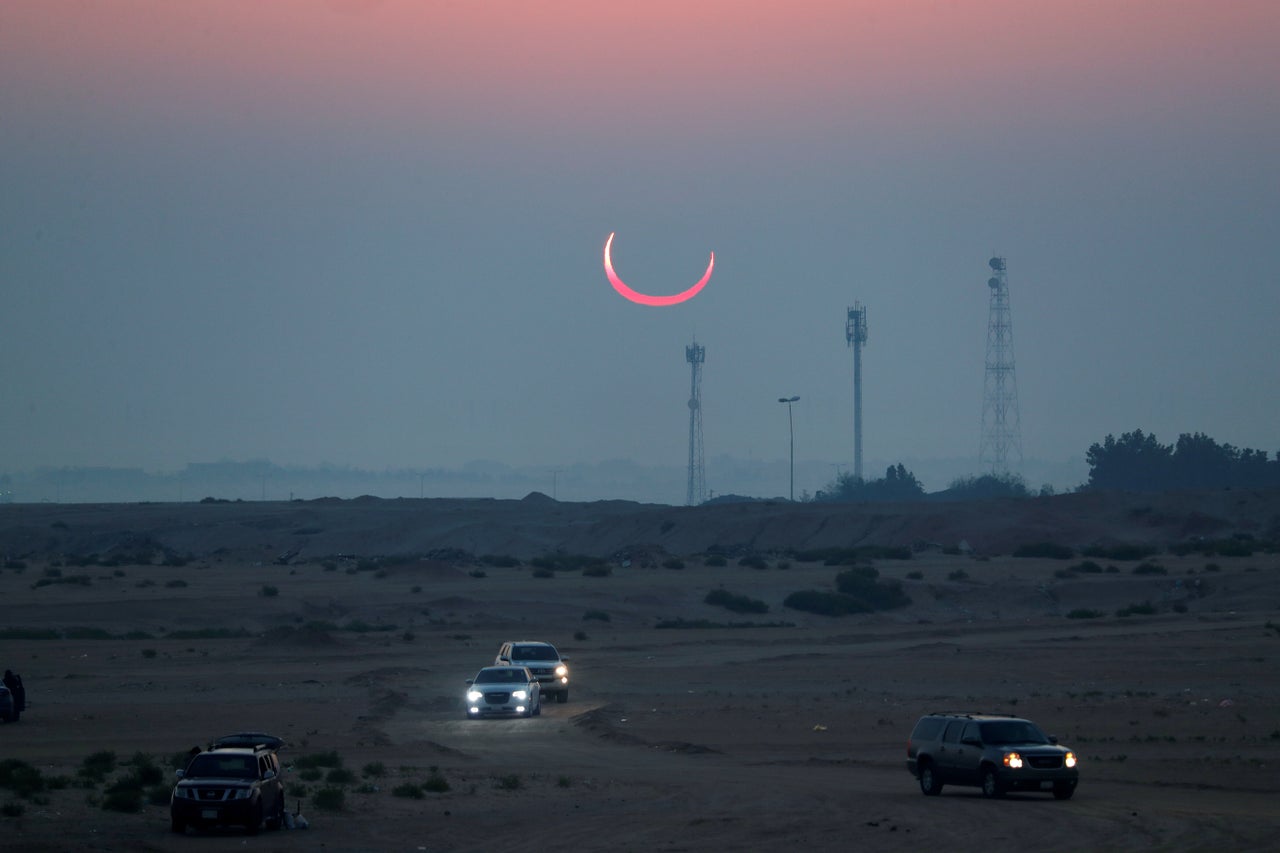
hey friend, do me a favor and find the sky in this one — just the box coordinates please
[2,0,1278,498]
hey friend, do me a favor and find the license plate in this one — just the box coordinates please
[201,809,219,819]
[1040,781,1053,790]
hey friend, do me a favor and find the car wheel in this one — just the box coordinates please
[980,766,1004,798]
[1052,782,1075,800]
[533,696,542,716]
[170,816,186,835]
[918,761,943,796]
[557,690,568,704]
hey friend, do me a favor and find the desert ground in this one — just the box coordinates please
[1,491,1278,852]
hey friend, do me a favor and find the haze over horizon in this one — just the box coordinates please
[3,1,1278,500]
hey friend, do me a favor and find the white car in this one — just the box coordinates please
[495,640,571,703]
[465,666,541,719]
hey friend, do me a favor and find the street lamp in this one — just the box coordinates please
[778,396,800,501]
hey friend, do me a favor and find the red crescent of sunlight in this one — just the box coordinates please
[604,232,714,306]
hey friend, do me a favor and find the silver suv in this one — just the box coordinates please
[495,641,570,703]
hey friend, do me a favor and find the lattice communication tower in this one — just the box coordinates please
[979,256,1022,474]
[845,303,868,479]
[685,339,706,506]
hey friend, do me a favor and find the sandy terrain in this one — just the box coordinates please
[1,492,1278,852]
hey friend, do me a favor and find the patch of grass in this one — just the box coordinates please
[662,558,685,570]
[557,775,572,788]
[1012,542,1075,559]
[495,774,521,791]
[326,768,356,785]
[782,590,869,616]
[1117,601,1158,617]
[573,630,588,641]
[948,569,969,581]
[468,569,487,578]
[294,751,343,770]
[392,783,424,799]
[705,588,769,614]
[835,566,910,610]
[0,759,47,798]
[737,555,768,570]
[32,574,92,588]
[260,584,279,597]
[312,787,345,811]
[423,772,450,793]
[79,751,117,783]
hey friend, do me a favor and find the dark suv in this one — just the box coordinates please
[170,733,286,834]
[906,712,1079,799]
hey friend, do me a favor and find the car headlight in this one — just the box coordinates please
[1065,752,1077,768]
[512,690,528,700]
[555,664,568,678]
[173,787,192,800]
[466,691,483,702]
[1002,752,1023,769]
[230,788,252,800]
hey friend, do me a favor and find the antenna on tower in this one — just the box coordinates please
[845,303,868,480]
[979,256,1022,474]
[685,339,706,506]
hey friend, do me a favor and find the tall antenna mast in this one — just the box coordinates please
[685,339,706,505]
[979,256,1022,474]
[845,303,868,479]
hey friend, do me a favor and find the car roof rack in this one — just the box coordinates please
[210,732,285,751]
[927,711,1022,719]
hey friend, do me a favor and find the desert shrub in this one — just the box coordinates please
[948,569,969,581]
[905,570,923,580]
[0,760,46,798]
[299,768,322,782]
[4,560,26,570]
[1132,563,1167,575]
[392,783,424,799]
[1069,560,1104,573]
[326,768,356,785]
[101,787,142,813]
[481,554,520,567]
[737,555,768,570]
[495,774,521,791]
[161,554,189,567]
[1117,601,1158,617]
[1012,542,1075,559]
[1081,544,1158,560]
[260,584,279,597]
[1204,563,1221,572]
[165,579,188,588]
[2,802,24,817]
[583,610,611,622]
[574,630,588,641]
[423,772,450,793]
[783,590,869,616]
[1066,609,1105,619]
[834,567,911,610]
[704,555,727,567]
[532,568,554,579]
[704,589,769,614]
[342,620,396,633]
[64,627,112,639]
[1172,602,1188,613]
[312,787,345,811]
[79,751,117,782]
[166,627,251,639]
[582,565,611,577]
[662,558,685,570]
[295,751,343,769]
[468,569,487,578]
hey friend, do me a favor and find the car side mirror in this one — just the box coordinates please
[263,769,276,781]
[1049,735,1058,744]
[561,655,570,662]
[465,679,474,685]
[175,769,185,780]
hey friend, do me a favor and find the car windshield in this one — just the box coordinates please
[475,669,524,684]
[186,754,256,779]
[512,645,557,660]
[980,720,1050,745]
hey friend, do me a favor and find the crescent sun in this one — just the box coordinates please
[604,232,714,306]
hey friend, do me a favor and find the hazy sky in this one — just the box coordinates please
[3,0,1278,486]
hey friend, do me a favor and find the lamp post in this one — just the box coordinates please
[778,396,800,501]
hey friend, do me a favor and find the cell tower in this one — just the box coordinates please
[979,256,1022,474]
[685,339,706,506]
[845,303,868,479]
